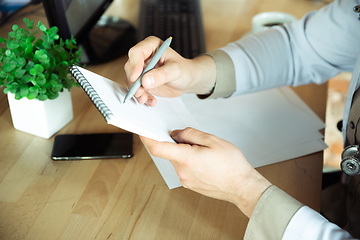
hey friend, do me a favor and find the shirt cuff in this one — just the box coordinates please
[244,185,304,240]
[197,49,236,99]
[282,206,353,240]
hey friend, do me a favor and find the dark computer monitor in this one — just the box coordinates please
[42,0,136,65]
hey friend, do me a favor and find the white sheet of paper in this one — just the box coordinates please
[181,87,326,167]
[255,138,327,168]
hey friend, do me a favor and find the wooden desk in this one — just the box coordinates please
[0,0,328,239]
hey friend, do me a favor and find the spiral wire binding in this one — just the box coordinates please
[70,65,114,122]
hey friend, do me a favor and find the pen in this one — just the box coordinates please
[123,36,173,103]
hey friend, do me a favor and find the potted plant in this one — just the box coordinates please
[0,18,81,138]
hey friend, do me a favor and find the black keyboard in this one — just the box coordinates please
[137,0,206,59]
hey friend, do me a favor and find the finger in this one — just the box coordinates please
[137,92,149,105]
[171,127,214,147]
[127,36,164,83]
[124,60,132,84]
[145,94,157,106]
[140,135,191,163]
[134,86,145,98]
[125,74,157,106]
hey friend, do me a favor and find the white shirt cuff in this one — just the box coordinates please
[282,206,354,240]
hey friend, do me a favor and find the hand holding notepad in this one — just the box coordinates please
[70,66,199,143]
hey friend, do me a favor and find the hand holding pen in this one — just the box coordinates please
[124,36,216,106]
[123,36,172,103]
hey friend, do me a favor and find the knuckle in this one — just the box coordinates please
[146,36,158,41]
[128,46,136,57]
[124,61,130,72]
[182,127,194,137]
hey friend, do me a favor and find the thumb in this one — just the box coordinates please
[171,127,213,147]
[141,60,181,90]
[140,135,191,163]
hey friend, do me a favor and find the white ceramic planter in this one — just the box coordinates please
[7,90,73,139]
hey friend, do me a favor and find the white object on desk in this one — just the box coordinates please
[7,90,73,139]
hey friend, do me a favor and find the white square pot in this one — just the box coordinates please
[7,90,73,139]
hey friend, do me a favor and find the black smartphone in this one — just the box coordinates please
[51,132,133,160]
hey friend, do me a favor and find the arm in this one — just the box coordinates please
[208,0,359,98]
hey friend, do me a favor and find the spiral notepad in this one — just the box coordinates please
[69,65,198,142]
[70,66,113,121]
[69,65,200,189]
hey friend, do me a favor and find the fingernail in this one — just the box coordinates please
[144,75,155,88]
[170,130,179,139]
[146,98,153,106]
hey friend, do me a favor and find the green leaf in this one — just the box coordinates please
[20,74,31,83]
[20,85,28,97]
[34,49,49,62]
[5,49,11,56]
[3,63,16,72]
[37,54,50,64]
[48,92,59,100]
[3,56,11,64]
[41,61,50,69]
[51,73,58,80]
[0,37,6,43]
[16,57,26,67]
[33,64,44,74]
[15,90,22,100]
[39,24,47,32]
[27,20,34,30]
[37,94,48,101]
[7,41,19,49]
[18,38,27,48]
[25,61,34,71]
[3,88,9,94]
[34,39,43,49]
[61,61,69,67]
[29,68,37,76]
[15,29,23,39]
[9,86,16,94]
[0,71,7,79]
[27,88,38,99]
[49,26,58,34]
[50,79,58,86]
[39,86,46,94]
[14,68,26,79]
[36,73,46,86]
[25,44,33,55]
[12,25,19,31]
[26,36,35,44]
[8,32,15,38]
[52,83,63,92]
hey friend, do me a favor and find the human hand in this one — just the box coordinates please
[124,36,216,106]
[140,127,272,218]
